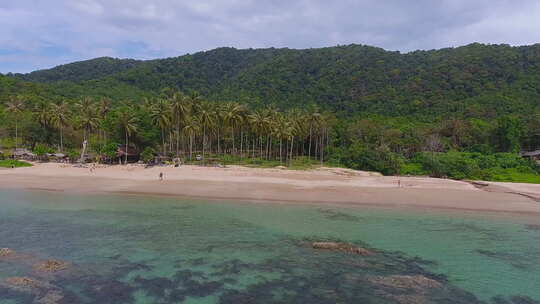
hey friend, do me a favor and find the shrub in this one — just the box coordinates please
[401,162,428,176]
[0,160,33,168]
[410,151,539,182]
[33,144,49,159]
[337,143,403,175]
[141,147,156,163]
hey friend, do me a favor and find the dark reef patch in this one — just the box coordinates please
[317,208,363,222]
[2,246,539,303]
[476,249,532,270]
[524,224,540,231]
[491,295,540,304]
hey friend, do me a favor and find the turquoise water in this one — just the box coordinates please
[1,189,540,303]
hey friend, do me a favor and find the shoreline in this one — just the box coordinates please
[1,163,540,215]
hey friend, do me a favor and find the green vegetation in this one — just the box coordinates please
[401,152,540,182]
[0,160,32,168]
[1,43,539,183]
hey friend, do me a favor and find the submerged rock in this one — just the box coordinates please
[368,275,444,304]
[34,260,69,273]
[2,277,53,293]
[312,242,374,256]
[369,275,442,292]
[525,224,540,231]
[0,247,15,257]
[36,290,64,304]
[2,277,64,304]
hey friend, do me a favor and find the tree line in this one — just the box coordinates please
[1,91,332,166]
[1,89,539,182]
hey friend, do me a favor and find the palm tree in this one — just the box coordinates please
[214,103,226,155]
[223,102,244,155]
[77,97,94,113]
[285,110,300,166]
[49,101,71,152]
[170,92,189,157]
[6,96,25,150]
[183,116,200,161]
[76,97,99,142]
[35,101,51,128]
[307,108,322,160]
[97,97,112,146]
[237,104,249,157]
[117,108,138,165]
[262,107,277,159]
[196,101,216,165]
[248,110,269,159]
[149,98,171,157]
[272,113,288,163]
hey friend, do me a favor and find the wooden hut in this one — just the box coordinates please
[47,153,68,163]
[12,148,36,160]
[522,150,540,163]
[116,145,140,163]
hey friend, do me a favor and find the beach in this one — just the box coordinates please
[1,162,540,214]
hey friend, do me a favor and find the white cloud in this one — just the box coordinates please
[1,0,540,73]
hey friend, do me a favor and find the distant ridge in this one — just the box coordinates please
[4,43,540,116]
[14,57,143,83]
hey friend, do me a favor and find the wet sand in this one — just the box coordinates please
[1,163,540,214]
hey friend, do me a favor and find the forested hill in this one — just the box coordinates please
[13,57,143,83]
[7,43,540,117]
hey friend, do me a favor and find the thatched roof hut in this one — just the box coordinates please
[116,145,140,163]
[47,153,67,158]
[13,148,35,159]
[522,150,540,161]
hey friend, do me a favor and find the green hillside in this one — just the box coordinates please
[9,43,540,117]
[13,57,142,83]
[1,43,539,182]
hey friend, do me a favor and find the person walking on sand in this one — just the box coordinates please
[159,172,164,181]
[397,179,401,188]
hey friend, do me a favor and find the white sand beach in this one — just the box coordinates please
[1,163,540,214]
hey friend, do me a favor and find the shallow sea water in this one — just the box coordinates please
[1,189,539,303]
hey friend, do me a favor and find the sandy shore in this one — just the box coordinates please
[1,163,540,214]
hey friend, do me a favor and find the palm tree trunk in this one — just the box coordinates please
[240,128,243,157]
[217,128,221,156]
[15,121,18,150]
[285,140,289,163]
[308,126,312,160]
[259,136,263,158]
[252,136,255,159]
[289,136,294,166]
[231,127,235,155]
[189,134,193,161]
[264,135,270,160]
[279,139,283,163]
[320,132,324,165]
[202,125,206,165]
[176,122,180,157]
[316,136,320,158]
[161,128,166,157]
[60,126,64,152]
[125,130,128,165]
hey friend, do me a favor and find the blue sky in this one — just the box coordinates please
[1,0,540,73]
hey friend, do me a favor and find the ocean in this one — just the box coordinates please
[1,189,539,303]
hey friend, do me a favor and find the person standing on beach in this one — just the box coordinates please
[159,172,164,181]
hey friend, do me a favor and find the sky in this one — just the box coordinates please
[1,0,540,73]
